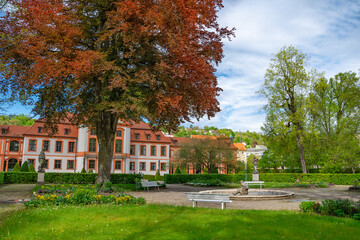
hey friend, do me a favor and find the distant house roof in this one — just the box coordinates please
[191,135,217,140]
[0,125,32,137]
[233,143,247,151]
[172,136,237,150]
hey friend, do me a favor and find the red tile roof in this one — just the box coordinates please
[233,143,247,151]
[23,122,78,138]
[0,125,32,137]
[130,121,171,143]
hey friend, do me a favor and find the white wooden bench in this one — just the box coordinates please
[185,192,232,210]
[141,181,160,191]
[244,181,265,189]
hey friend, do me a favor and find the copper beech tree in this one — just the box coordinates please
[0,0,234,184]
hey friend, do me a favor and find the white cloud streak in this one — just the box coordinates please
[193,0,360,132]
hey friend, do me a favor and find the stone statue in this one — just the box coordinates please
[252,157,259,174]
[37,150,46,173]
[232,181,249,195]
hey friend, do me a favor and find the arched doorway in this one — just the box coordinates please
[7,158,18,172]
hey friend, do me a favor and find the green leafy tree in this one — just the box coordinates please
[175,137,237,174]
[309,71,360,173]
[20,161,29,172]
[1,0,233,184]
[0,114,34,126]
[259,46,316,173]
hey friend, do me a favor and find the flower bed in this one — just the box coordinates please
[26,184,145,207]
[299,199,360,220]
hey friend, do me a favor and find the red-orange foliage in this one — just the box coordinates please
[0,0,234,183]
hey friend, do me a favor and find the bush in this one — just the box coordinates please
[164,174,248,184]
[259,173,360,185]
[12,163,21,172]
[175,167,181,174]
[88,169,93,173]
[154,170,161,181]
[20,161,29,172]
[29,163,36,172]
[4,172,37,183]
[81,168,87,173]
[0,172,4,184]
[299,201,316,213]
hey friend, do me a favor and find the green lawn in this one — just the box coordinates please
[1,205,359,240]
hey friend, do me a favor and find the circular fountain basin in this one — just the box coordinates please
[199,189,295,201]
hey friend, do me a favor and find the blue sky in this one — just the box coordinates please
[3,0,360,132]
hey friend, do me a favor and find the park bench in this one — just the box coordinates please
[244,181,265,189]
[185,192,232,210]
[141,181,160,191]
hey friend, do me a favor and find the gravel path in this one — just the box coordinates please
[129,184,360,211]
[0,184,359,211]
[0,184,35,202]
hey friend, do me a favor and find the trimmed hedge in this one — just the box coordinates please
[259,173,360,185]
[3,172,141,184]
[110,174,141,184]
[4,172,37,183]
[0,172,4,184]
[143,174,164,181]
[45,173,97,184]
[164,174,249,184]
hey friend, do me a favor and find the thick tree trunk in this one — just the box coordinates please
[95,111,119,185]
[296,132,307,173]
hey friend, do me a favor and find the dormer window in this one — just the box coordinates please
[64,128,70,135]
[156,135,160,140]
[174,140,178,145]
[146,134,150,140]
[135,133,140,139]
[38,127,43,133]
[1,129,6,135]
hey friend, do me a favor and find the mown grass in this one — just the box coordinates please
[1,204,359,240]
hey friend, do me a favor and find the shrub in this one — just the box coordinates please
[81,168,87,173]
[175,167,181,174]
[319,199,359,218]
[4,172,37,183]
[12,163,21,172]
[164,174,248,184]
[20,161,29,172]
[88,169,93,173]
[259,173,360,185]
[0,172,4,184]
[299,201,316,213]
[29,163,36,172]
[136,197,146,205]
[154,170,161,181]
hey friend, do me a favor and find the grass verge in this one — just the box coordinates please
[0,204,359,240]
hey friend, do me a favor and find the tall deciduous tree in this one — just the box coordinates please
[259,46,313,173]
[175,137,237,174]
[0,0,234,184]
[309,71,360,173]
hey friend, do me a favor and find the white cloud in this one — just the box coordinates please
[192,0,360,132]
